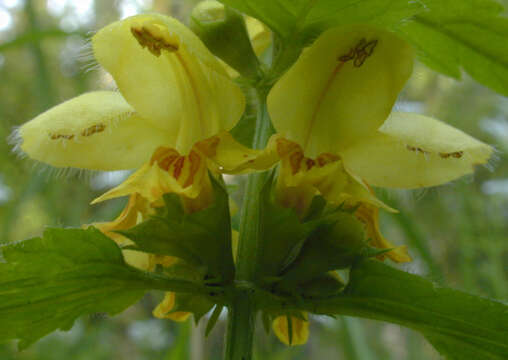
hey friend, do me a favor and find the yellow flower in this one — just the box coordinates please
[93,193,152,270]
[266,25,492,263]
[13,14,275,326]
[272,313,309,346]
[13,14,260,211]
[153,292,191,322]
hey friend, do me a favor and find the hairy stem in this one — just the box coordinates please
[224,89,273,360]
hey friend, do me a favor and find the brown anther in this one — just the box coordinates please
[131,26,179,57]
[81,123,106,137]
[49,133,74,140]
[354,53,368,67]
[363,39,378,56]
[338,47,356,62]
[354,38,367,52]
[339,37,378,67]
[439,151,464,159]
[406,145,430,155]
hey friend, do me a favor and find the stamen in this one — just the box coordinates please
[49,133,74,140]
[81,123,106,137]
[406,145,430,155]
[337,38,378,68]
[439,151,464,159]
[131,24,179,57]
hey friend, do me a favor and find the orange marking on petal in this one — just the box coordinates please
[317,153,340,167]
[276,138,301,157]
[158,154,179,171]
[183,151,202,188]
[172,156,185,180]
[289,151,304,175]
[150,147,180,170]
[195,135,220,157]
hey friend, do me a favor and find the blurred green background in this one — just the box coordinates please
[0,0,507,359]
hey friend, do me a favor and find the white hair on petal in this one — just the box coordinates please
[9,125,108,183]
[78,32,100,73]
[7,126,26,159]
[484,145,500,173]
[33,161,99,183]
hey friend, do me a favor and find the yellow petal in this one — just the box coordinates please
[153,292,191,322]
[15,91,173,170]
[94,194,152,270]
[149,254,179,270]
[341,172,397,213]
[92,14,245,154]
[267,25,413,158]
[246,16,271,57]
[121,250,151,271]
[92,147,212,208]
[274,138,394,217]
[342,112,493,189]
[272,313,309,346]
[94,194,149,234]
[196,132,279,174]
[354,204,411,263]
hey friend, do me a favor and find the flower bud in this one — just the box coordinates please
[190,0,261,79]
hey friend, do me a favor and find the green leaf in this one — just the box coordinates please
[205,305,224,336]
[0,227,198,349]
[122,176,235,282]
[277,211,367,290]
[221,0,508,95]
[218,0,421,40]
[296,0,422,43]
[395,0,508,95]
[230,85,257,147]
[171,293,215,324]
[256,178,317,281]
[305,259,508,360]
[218,0,299,38]
[297,272,345,298]
[230,112,256,147]
[190,4,262,79]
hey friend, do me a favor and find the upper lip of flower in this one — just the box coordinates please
[91,14,246,156]
[14,14,250,174]
[266,24,493,190]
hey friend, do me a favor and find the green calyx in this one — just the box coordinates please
[190,0,263,80]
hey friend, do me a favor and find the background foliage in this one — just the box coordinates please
[0,0,507,359]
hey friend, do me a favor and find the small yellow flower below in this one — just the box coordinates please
[273,313,309,346]
[153,292,191,322]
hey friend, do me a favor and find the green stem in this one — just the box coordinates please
[225,89,273,360]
